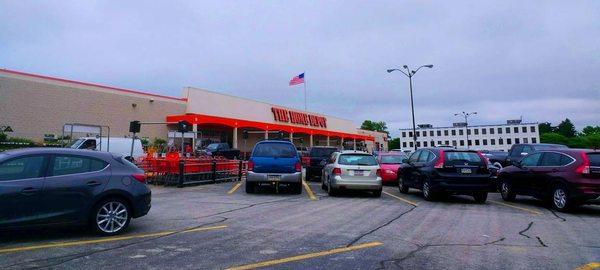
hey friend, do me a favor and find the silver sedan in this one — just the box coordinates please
[321,150,382,197]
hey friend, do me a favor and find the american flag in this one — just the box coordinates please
[289,73,305,86]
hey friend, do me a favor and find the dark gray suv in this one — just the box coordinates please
[0,148,151,235]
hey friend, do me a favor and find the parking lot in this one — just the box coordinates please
[1,177,599,270]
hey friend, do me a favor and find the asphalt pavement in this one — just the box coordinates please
[1,178,599,270]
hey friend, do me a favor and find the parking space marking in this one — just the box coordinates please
[382,191,418,206]
[489,200,543,215]
[302,181,317,201]
[574,262,600,270]
[226,241,383,270]
[228,181,244,194]
[0,225,227,254]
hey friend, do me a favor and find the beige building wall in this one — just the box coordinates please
[0,70,186,143]
[357,129,389,152]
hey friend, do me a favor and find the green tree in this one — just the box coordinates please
[540,132,569,145]
[360,120,389,134]
[152,137,167,147]
[538,122,554,134]
[0,132,6,142]
[557,118,577,138]
[584,133,600,150]
[388,138,400,150]
[582,125,600,136]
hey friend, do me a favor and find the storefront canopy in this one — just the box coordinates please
[166,113,374,141]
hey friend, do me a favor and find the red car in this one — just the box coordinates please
[377,153,407,185]
[498,148,600,211]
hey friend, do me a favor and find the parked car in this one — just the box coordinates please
[321,150,382,197]
[0,148,151,235]
[202,143,240,159]
[480,150,508,168]
[70,137,144,161]
[377,152,407,185]
[305,146,338,181]
[398,148,492,203]
[246,140,302,194]
[503,143,567,167]
[498,149,600,211]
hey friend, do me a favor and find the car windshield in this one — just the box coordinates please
[69,139,86,149]
[379,155,405,164]
[338,154,378,166]
[253,143,297,158]
[206,143,220,151]
[310,148,337,157]
[444,151,484,165]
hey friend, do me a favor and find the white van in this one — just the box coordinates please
[69,137,144,160]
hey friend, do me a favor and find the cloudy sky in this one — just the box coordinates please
[1,1,598,136]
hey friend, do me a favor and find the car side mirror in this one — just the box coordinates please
[401,158,408,163]
[520,152,528,156]
[514,161,522,168]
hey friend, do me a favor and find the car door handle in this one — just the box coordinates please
[87,181,102,187]
[21,187,39,195]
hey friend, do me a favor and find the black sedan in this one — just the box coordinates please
[0,148,151,235]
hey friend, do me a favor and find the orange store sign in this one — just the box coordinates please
[271,107,327,128]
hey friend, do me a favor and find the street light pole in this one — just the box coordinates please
[454,111,477,149]
[388,64,433,151]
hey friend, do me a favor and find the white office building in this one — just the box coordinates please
[399,120,540,151]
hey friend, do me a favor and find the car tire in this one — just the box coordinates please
[500,181,516,201]
[552,184,571,212]
[245,182,255,193]
[91,198,131,236]
[372,189,382,197]
[473,192,488,203]
[327,180,338,196]
[292,183,303,194]
[398,176,409,194]
[422,178,436,201]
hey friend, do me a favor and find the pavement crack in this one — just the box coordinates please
[536,236,547,247]
[548,209,567,222]
[518,221,534,238]
[346,205,417,247]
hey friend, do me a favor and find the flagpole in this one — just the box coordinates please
[303,71,307,111]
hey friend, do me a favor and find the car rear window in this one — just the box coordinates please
[588,153,600,167]
[310,148,337,157]
[380,155,405,164]
[338,154,378,166]
[444,151,484,165]
[253,143,297,158]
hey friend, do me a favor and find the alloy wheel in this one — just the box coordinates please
[501,183,509,197]
[423,182,430,198]
[96,201,128,233]
[553,188,567,209]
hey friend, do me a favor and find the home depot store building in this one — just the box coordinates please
[0,69,386,153]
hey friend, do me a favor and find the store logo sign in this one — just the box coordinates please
[271,107,327,128]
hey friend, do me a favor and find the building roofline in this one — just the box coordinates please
[0,68,185,102]
[398,122,539,131]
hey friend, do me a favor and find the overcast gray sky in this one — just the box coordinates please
[1,1,598,136]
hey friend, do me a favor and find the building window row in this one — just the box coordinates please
[401,126,537,138]
[401,137,538,148]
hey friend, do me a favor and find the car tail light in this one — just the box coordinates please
[295,162,302,172]
[333,168,342,175]
[575,152,590,174]
[132,174,147,183]
[376,169,381,177]
[434,149,445,169]
[247,160,254,171]
[476,151,489,165]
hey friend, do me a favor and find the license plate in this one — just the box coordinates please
[267,175,281,181]
[460,168,472,174]
[354,170,364,176]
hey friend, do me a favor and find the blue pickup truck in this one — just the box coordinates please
[246,140,303,194]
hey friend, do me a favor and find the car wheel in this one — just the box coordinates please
[422,179,436,201]
[372,189,382,197]
[493,162,502,169]
[473,192,488,203]
[552,185,571,212]
[245,182,255,193]
[91,198,131,236]
[500,181,516,201]
[398,176,409,194]
[327,180,337,196]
